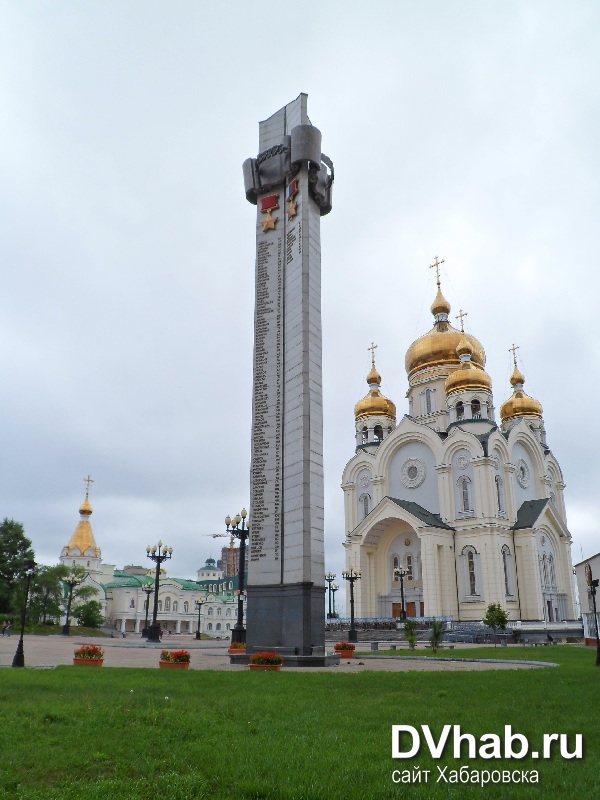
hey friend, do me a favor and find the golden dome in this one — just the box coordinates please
[405,287,485,381]
[64,488,100,558]
[500,362,543,422]
[431,285,451,316]
[79,496,93,516]
[445,340,492,395]
[354,389,397,419]
[354,351,396,419]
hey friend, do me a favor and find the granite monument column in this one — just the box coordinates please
[242,94,333,662]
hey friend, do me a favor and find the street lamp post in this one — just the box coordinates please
[62,573,82,636]
[342,568,361,643]
[195,597,207,640]
[585,562,600,667]
[146,541,172,643]
[331,584,339,618]
[141,584,154,637]
[12,559,36,668]
[325,572,336,619]
[394,565,408,621]
[226,509,249,644]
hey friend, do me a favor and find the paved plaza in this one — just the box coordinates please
[0,634,551,672]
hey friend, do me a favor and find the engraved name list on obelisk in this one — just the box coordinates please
[242,94,334,664]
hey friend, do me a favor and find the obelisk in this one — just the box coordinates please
[243,94,334,663]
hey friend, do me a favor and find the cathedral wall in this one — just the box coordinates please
[388,441,439,512]
[511,441,538,508]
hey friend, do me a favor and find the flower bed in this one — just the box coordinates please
[73,644,104,666]
[74,645,104,660]
[334,641,355,658]
[160,649,191,663]
[249,652,283,671]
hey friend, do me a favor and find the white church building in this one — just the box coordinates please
[59,489,242,636]
[342,272,577,624]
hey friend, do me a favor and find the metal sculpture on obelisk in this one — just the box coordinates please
[242,94,334,665]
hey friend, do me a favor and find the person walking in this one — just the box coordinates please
[6,620,12,637]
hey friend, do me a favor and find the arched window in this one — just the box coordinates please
[361,426,368,444]
[406,554,413,581]
[183,602,189,613]
[425,388,434,414]
[173,601,178,613]
[216,623,221,631]
[207,607,214,616]
[226,623,231,630]
[373,424,383,442]
[458,477,472,514]
[217,607,222,617]
[359,493,371,520]
[468,551,476,594]
[471,399,481,419]
[495,475,505,514]
[226,608,231,617]
[207,622,213,631]
[542,555,549,587]
[392,556,399,574]
[456,401,464,421]
[164,597,171,612]
[502,545,512,596]
[158,600,163,612]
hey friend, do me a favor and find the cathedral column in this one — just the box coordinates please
[435,464,453,523]
[175,620,181,634]
[134,618,140,634]
[472,457,495,520]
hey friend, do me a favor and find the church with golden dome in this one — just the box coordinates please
[342,264,576,624]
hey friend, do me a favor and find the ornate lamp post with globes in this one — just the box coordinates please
[12,558,36,668]
[146,541,172,643]
[342,567,361,643]
[325,572,336,619]
[225,509,249,644]
[62,572,83,636]
[141,584,154,637]
[585,562,600,667]
[394,564,408,621]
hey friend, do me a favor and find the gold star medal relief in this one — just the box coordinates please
[287,179,299,220]
[260,194,279,231]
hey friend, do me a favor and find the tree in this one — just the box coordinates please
[430,618,444,653]
[404,618,417,649]
[75,600,104,628]
[0,519,35,613]
[28,565,70,624]
[482,602,509,646]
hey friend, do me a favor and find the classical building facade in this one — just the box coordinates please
[342,272,576,623]
[60,490,244,636]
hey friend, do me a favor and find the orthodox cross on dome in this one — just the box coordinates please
[84,474,94,498]
[367,341,378,367]
[429,255,445,286]
[456,309,468,332]
[509,343,520,367]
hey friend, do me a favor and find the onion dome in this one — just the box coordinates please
[445,338,492,395]
[500,361,543,422]
[354,351,396,419]
[405,282,485,382]
[64,487,100,557]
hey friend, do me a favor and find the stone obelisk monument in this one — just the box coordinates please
[243,94,334,664]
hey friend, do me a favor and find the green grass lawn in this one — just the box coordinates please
[1,646,597,800]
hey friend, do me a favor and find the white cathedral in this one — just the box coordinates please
[342,272,576,623]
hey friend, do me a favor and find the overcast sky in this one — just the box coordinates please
[1,3,598,603]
